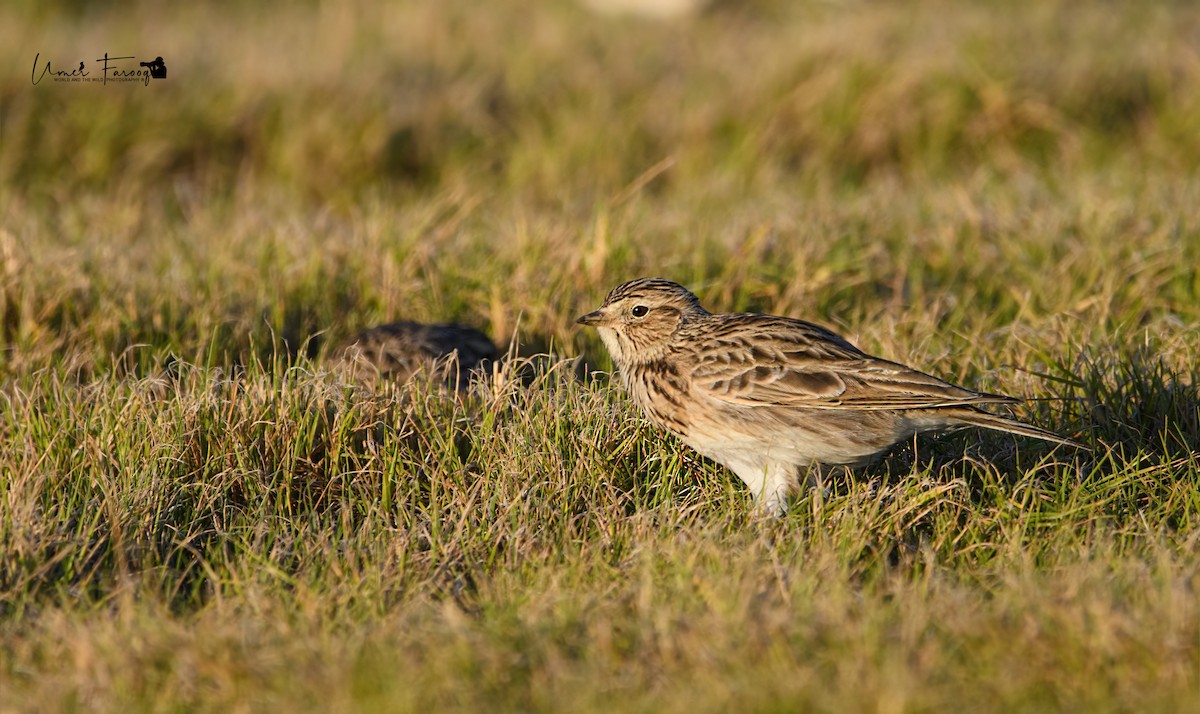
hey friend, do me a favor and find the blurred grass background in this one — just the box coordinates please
[2,0,1198,372]
[1,0,1198,711]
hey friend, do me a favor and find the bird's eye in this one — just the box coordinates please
[631,305,649,317]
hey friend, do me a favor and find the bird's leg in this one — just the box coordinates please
[753,495,789,519]
[798,463,842,520]
[802,463,823,493]
[750,463,797,518]
[801,463,838,497]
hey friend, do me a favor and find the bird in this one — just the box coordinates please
[577,278,1085,516]
[330,320,498,388]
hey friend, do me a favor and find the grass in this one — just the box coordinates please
[2,0,1199,710]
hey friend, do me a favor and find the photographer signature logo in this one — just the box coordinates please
[32,52,167,86]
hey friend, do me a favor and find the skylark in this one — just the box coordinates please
[578,278,1084,516]
[331,320,498,388]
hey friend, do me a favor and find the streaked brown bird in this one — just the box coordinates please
[331,320,498,388]
[578,278,1084,516]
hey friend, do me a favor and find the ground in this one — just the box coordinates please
[1,0,1198,711]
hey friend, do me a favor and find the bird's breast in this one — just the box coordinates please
[625,361,692,436]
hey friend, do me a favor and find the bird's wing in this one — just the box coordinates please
[422,324,501,367]
[686,316,1017,411]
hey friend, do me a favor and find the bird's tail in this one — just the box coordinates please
[941,408,1089,450]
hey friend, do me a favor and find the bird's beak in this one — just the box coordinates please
[576,310,605,327]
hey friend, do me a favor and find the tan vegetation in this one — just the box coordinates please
[1,0,1198,710]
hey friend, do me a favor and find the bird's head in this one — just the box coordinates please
[576,278,708,365]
